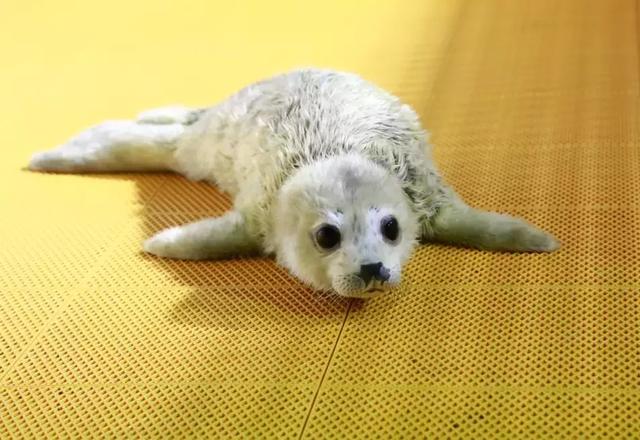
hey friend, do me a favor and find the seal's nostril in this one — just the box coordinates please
[378,265,391,282]
[359,262,390,284]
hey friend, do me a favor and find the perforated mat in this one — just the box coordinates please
[1,0,639,437]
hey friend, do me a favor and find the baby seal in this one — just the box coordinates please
[29,69,558,298]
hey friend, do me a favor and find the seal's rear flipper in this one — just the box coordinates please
[427,203,559,252]
[136,106,204,125]
[28,120,184,173]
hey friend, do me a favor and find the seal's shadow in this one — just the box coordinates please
[123,172,351,326]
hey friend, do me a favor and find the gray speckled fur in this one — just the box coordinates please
[175,69,452,244]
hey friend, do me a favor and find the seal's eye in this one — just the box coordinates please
[315,224,341,250]
[381,216,400,243]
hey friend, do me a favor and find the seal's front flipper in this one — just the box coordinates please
[427,203,559,253]
[143,211,260,260]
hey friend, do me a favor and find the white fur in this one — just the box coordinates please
[137,106,203,125]
[28,68,559,298]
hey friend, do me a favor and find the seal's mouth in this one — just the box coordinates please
[332,276,396,299]
[341,287,388,299]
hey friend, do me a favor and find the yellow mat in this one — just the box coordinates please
[1,0,639,437]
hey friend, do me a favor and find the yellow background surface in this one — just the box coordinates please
[1,0,639,437]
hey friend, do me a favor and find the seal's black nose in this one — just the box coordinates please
[359,262,391,285]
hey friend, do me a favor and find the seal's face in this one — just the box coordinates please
[273,155,418,298]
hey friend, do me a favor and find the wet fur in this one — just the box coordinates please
[28,68,559,297]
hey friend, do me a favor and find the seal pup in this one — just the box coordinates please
[28,69,558,298]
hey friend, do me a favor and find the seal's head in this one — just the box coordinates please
[272,154,419,298]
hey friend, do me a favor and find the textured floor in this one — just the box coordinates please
[1,0,639,437]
